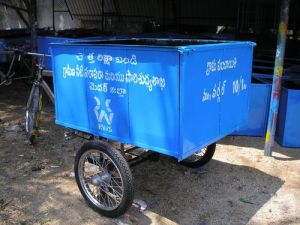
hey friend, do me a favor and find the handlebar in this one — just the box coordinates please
[0,49,51,57]
[26,52,51,57]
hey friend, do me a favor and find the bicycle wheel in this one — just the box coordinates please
[25,84,42,144]
[75,141,134,218]
[179,143,216,168]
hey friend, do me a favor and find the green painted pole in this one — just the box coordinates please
[264,0,290,156]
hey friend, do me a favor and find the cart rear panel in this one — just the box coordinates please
[179,44,253,159]
[51,39,254,160]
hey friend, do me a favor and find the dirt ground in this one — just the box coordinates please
[0,82,300,225]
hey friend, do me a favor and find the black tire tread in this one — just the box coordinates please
[180,143,216,168]
[25,86,42,144]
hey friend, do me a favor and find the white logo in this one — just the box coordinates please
[93,96,114,125]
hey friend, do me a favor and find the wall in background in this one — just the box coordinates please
[0,0,80,31]
[37,0,80,31]
[0,0,27,30]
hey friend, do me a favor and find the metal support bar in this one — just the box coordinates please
[70,13,154,19]
[63,0,73,20]
[41,79,55,104]
[162,0,166,31]
[0,3,27,12]
[102,0,105,32]
[15,9,29,28]
[29,0,37,79]
[236,0,241,34]
[0,54,16,86]
[128,151,155,167]
[23,0,30,10]
[293,0,298,41]
[29,1,37,52]
[124,146,140,153]
[53,10,69,12]
[52,0,55,31]
[171,0,179,32]
[112,0,121,20]
[0,50,34,86]
[264,0,290,156]
[42,70,53,77]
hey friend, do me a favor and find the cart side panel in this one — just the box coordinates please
[179,48,222,159]
[52,45,131,143]
[180,43,254,160]
[51,46,90,132]
[219,46,253,134]
[83,46,130,142]
[180,50,222,158]
[126,49,180,157]
[51,44,180,156]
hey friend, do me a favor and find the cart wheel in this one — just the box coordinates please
[74,141,134,218]
[179,143,216,168]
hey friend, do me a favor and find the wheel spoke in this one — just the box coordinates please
[97,189,106,204]
[104,180,123,197]
[110,178,122,189]
[100,154,106,169]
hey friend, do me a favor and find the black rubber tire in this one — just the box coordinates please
[74,141,134,218]
[25,86,42,144]
[179,143,216,168]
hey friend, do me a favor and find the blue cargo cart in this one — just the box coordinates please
[50,39,255,217]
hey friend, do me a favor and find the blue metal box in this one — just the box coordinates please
[50,39,255,160]
[233,76,271,136]
[276,86,300,147]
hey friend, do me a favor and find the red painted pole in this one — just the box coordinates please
[264,0,290,156]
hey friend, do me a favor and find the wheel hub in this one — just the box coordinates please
[91,172,111,186]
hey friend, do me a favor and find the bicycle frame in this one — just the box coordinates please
[25,52,54,144]
[26,52,54,104]
[0,50,54,103]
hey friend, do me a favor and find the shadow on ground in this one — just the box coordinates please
[221,136,300,161]
[131,156,284,225]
